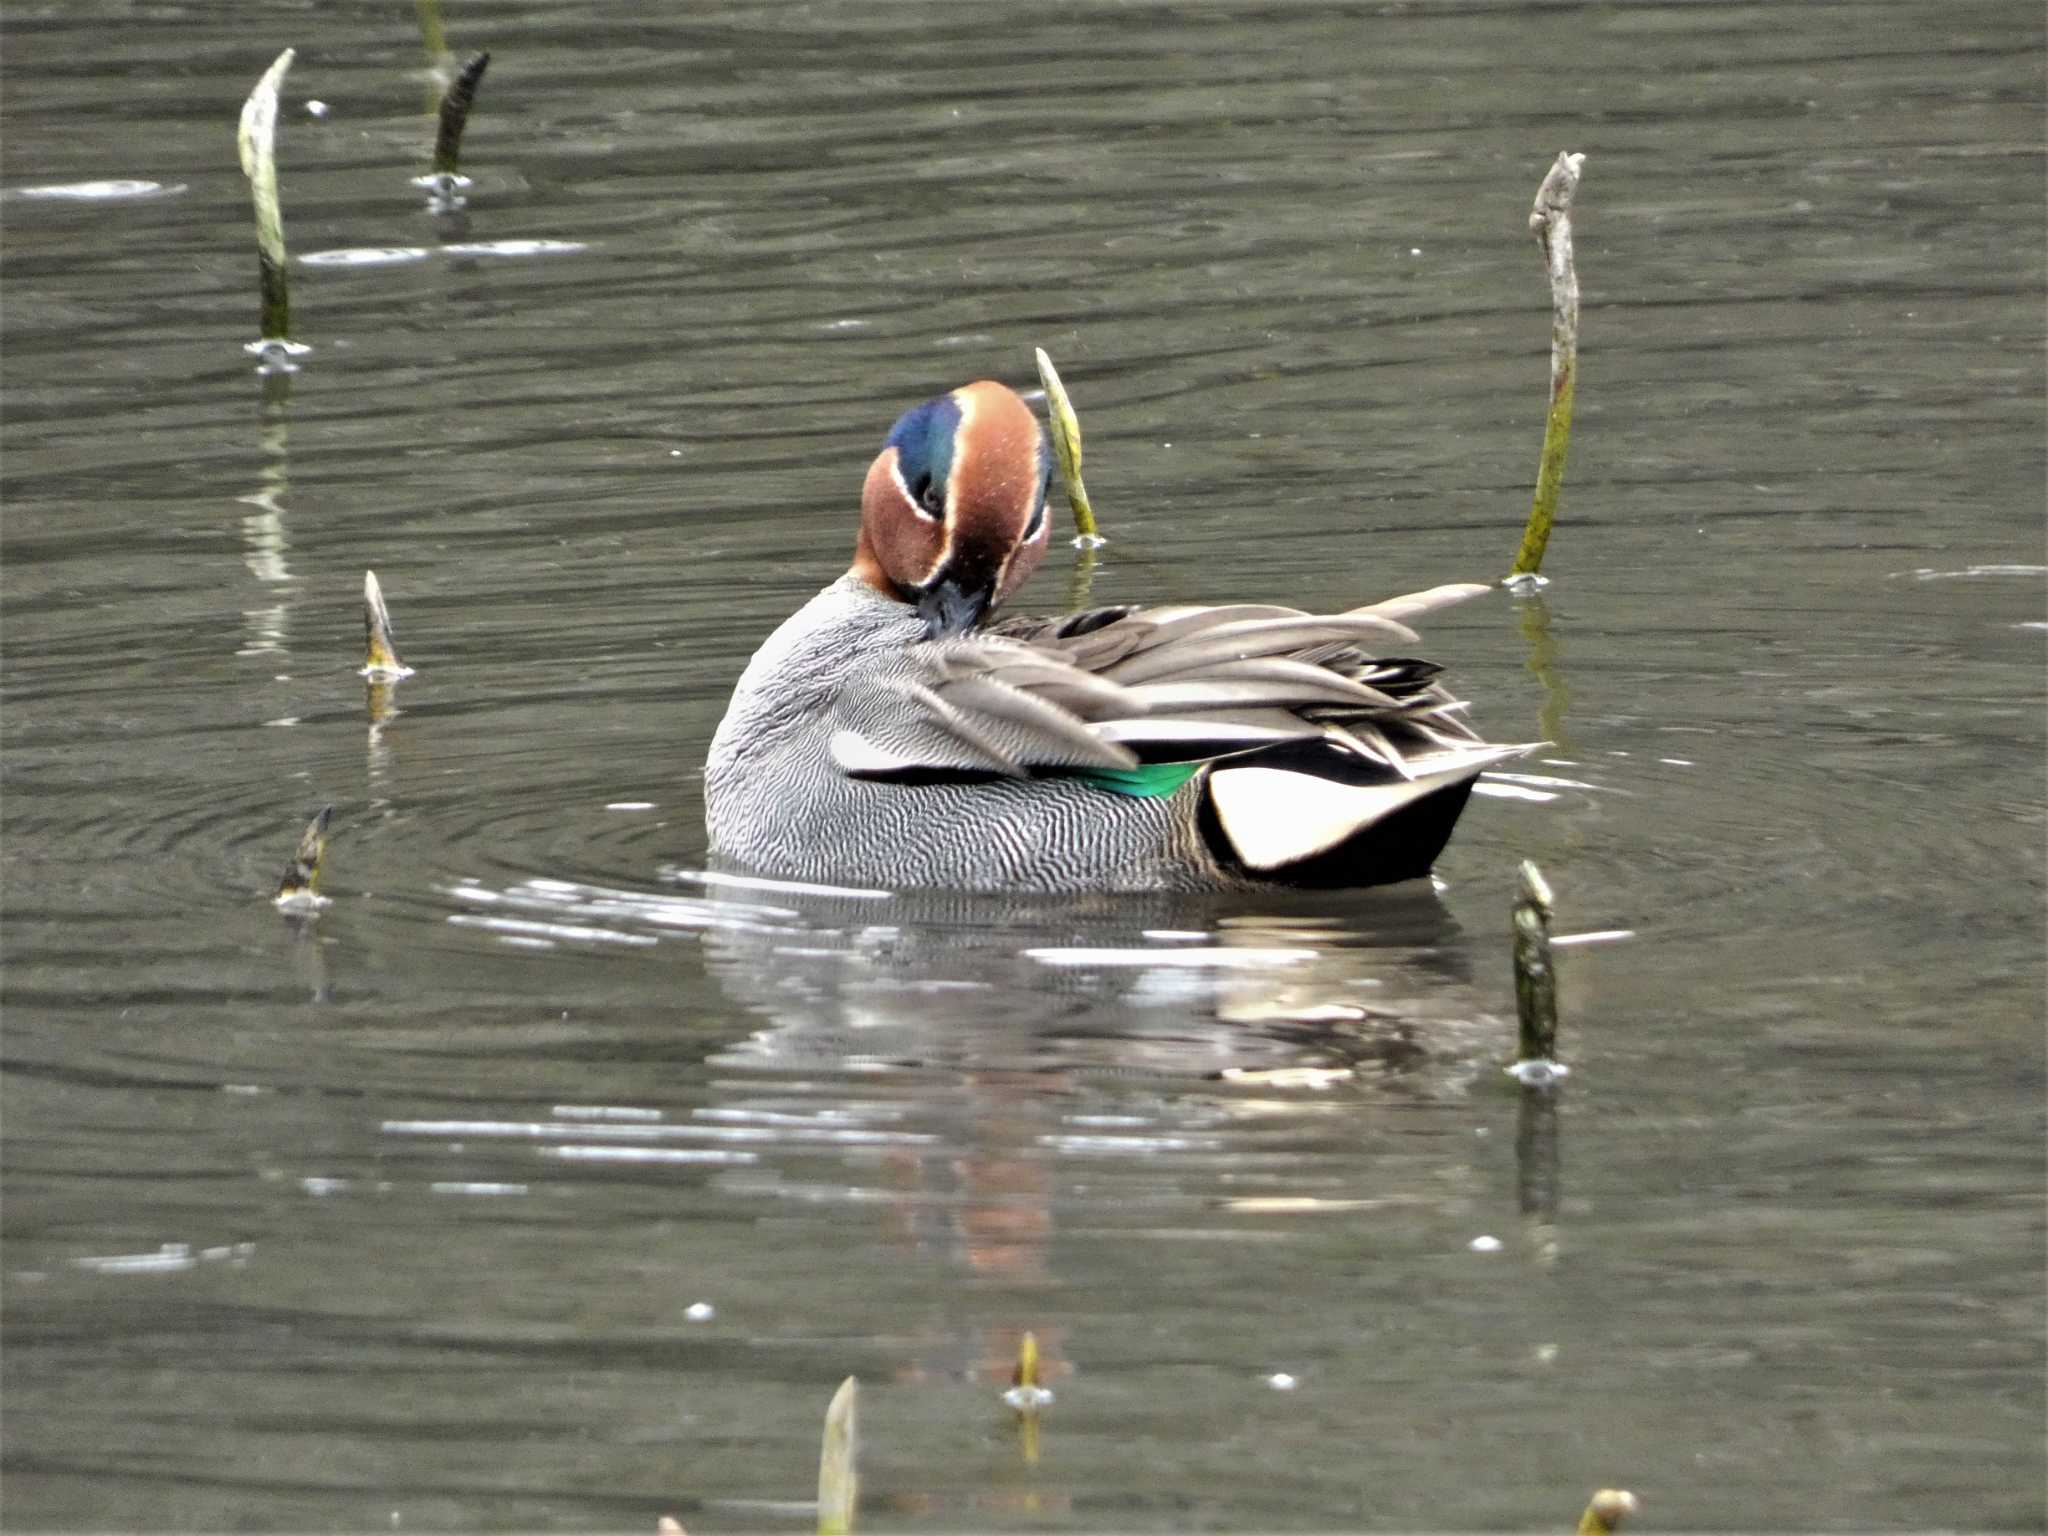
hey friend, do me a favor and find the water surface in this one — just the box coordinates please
[3,1,2043,1529]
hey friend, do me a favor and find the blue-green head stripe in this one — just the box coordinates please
[883,395,963,515]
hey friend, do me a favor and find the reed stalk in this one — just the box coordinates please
[361,571,413,681]
[1033,348,1105,547]
[237,49,297,346]
[1512,859,1559,1064]
[1509,152,1586,584]
[1576,1488,1640,1534]
[817,1376,858,1536]
[434,52,491,177]
[274,805,332,905]
[1009,1330,1048,1466]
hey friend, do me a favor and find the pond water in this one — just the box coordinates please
[3,1,2043,1529]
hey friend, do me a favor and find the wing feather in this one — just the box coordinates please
[830,583,1517,787]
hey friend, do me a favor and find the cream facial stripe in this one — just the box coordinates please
[878,443,947,590]
[928,385,977,578]
[887,447,941,525]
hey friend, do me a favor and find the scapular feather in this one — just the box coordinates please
[1101,615,1422,686]
[826,576,1517,805]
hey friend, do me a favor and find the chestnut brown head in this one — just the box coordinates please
[852,380,1053,637]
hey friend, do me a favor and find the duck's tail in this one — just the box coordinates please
[1199,737,1528,887]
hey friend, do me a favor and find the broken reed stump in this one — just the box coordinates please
[1509,151,1586,586]
[1512,858,1560,1065]
[1577,1488,1640,1534]
[1033,348,1104,548]
[237,49,305,363]
[274,805,332,910]
[1004,1330,1054,1467]
[434,51,490,178]
[817,1376,858,1536]
[415,50,490,210]
[361,571,413,681]
[1509,860,1564,1224]
[362,570,414,730]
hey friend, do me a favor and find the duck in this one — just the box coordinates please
[704,379,1524,893]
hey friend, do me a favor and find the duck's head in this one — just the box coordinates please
[852,380,1053,638]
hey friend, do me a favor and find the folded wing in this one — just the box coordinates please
[829,584,1516,793]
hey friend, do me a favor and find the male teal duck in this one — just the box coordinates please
[704,380,1524,892]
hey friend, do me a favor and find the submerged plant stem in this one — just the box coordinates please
[1062,543,1100,614]
[1510,151,1586,581]
[1516,1075,1561,1222]
[1516,591,1572,750]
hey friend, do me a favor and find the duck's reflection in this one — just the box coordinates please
[680,876,1499,1501]
[693,881,1481,1085]
[434,866,1534,1517]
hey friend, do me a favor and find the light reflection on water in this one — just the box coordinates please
[2,0,2043,1529]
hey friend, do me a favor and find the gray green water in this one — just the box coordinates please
[3,2,2043,1529]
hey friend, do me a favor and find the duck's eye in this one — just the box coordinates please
[905,470,944,520]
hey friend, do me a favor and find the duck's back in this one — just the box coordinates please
[704,576,1212,892]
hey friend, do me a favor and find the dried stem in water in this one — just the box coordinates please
[1033,348,1104,547]
[275,805,332,904]
[237,49,296,343]
[434,51,491,176]
[1010,1330,1047,1464]
[1512,858,1559,1063]
[361,571,414,681]
[1014,1331,1039,1392]
[1510,151,1585,582]
[817,1376,858,1536]
[1577,1488,1640,1534]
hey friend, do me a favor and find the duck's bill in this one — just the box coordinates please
[916,574,991,638]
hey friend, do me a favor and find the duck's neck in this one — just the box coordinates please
[849,524,900,600]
